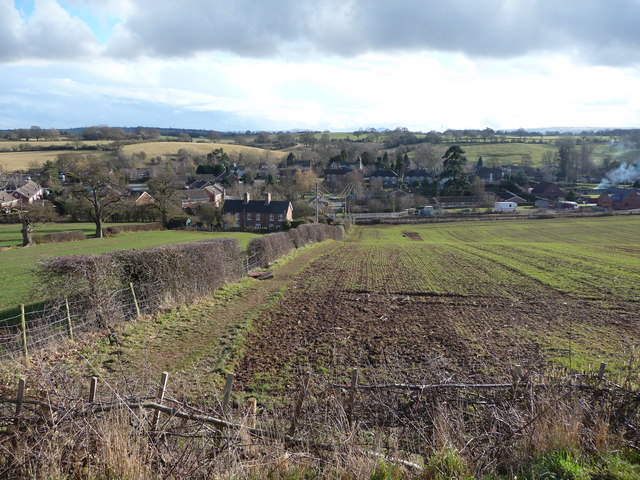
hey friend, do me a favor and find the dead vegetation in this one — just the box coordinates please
[0,366,637,479]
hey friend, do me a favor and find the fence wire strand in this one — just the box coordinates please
[0,259,249,359]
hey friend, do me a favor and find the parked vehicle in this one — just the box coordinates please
[494,202,517,213]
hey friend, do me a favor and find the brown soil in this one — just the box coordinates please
[234,245,639,393]
[401,231,423,241]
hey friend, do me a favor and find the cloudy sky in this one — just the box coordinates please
[1,0,640,132]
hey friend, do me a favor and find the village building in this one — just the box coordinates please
[0,190,18,210]
[531,181,564,200]
[11,180,44,204]
[222,193,293,229]
[596,187,640,210]
[369,169,399,187]
[403,169,432,185]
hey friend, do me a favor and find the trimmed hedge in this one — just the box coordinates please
[35,223,343,332]
[37,238,244,326]
[248,223,343,267]
[32,230,86,244]
[104,222,164,235]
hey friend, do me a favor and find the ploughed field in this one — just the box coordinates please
[235,217,640,393]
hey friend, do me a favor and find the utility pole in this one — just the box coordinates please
[315,181,319,223]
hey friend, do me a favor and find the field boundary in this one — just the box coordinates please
[2,365,638,476]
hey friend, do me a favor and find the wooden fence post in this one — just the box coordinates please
[222,373,234,416]
[15,377,25,422]
[246,397,257,429]
[130,282,141,318]
[347,368,359,427]
[598,362,607,380]
[65,297,74,341]
[20,304,28,359]
[512,365,522,385]
[289,371,311,436]
[151,371,169,430]
[88,377,98,403]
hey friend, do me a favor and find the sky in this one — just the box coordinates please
[1,0,640,132]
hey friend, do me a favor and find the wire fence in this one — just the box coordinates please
[0,280,163,360]
[1,253,262,361]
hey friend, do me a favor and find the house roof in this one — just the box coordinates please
[324,168,352,175]
[405,169,429,177]
[222,199,291,214]
[599,187,638,202]
[370,169,398,177]
[179,189,210,201]
[15,180,42,198]
[495,190,526,202]
[187,180,212,190]
[204,184,224,196]
[531,181,562,195]
[0,191,17,204]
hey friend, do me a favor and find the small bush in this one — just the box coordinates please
[32,230,86,244]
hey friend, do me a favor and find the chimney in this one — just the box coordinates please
[265,192,271,205]
[243,192,250,204]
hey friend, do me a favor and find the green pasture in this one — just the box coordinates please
[351,215,640,246]
[0,225,258,310]
[348,216,639,376]
[349,216,640,302]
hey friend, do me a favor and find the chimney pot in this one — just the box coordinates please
[265,192,271,205]
[244,192,250,204]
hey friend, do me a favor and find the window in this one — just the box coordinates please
[269,214,274,221]
[247,213,252,220]
[278,214,284,221]
[269,224,273,228]
[255,223,261,228]
[235,213,240,220]
[256,213,261,220]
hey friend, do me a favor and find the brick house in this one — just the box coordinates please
[222,193,293,229]
[12,180,44,204]
[597,187,640,210]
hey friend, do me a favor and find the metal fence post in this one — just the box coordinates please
[20,304,28,359]
[65,297,74,341]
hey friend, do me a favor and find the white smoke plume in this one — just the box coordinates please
[597,161,640,189]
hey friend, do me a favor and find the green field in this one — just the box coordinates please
[0,224,258,310]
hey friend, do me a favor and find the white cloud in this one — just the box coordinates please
[0,0,100,61]
[2,0,640,130]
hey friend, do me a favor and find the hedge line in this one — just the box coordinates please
[32,230,86,244]
[37,238,243,326]
[248,223,344,267]
[104,222,164,235]
[35,223,344,331]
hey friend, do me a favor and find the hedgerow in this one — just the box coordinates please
[32,230,86,244]
[249,223,343,267]
[104,222,164,235]
[37,238,244,326]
